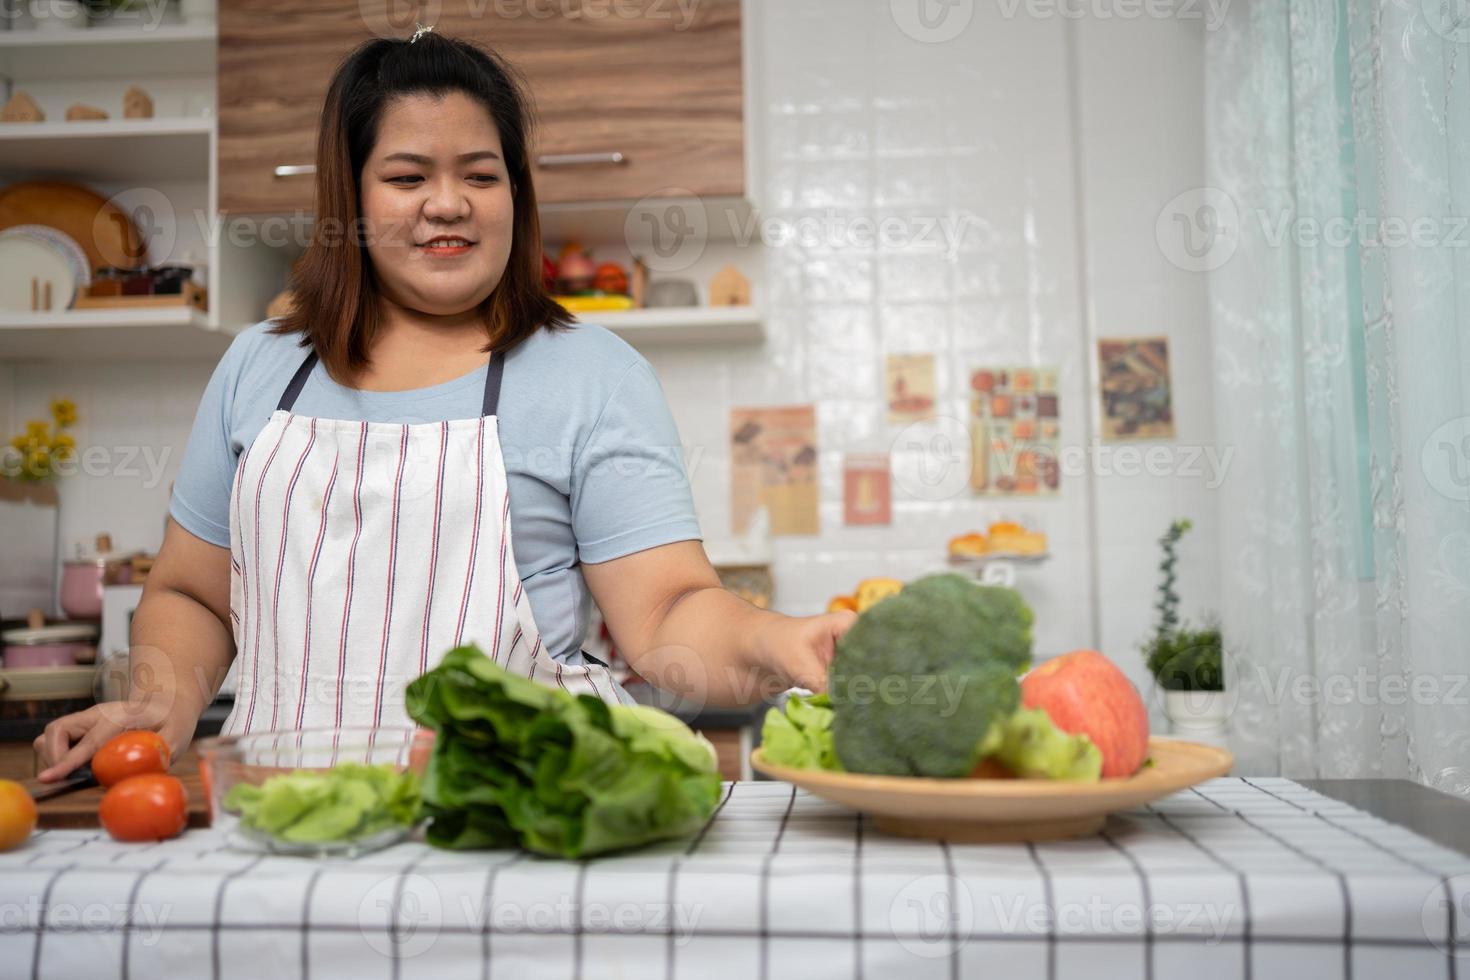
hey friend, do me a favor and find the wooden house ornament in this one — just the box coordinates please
[66,104,109,122]
[708,264,751,307]
[123,85,154,119]
[1,91,44,123]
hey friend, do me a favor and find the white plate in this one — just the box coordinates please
[0,235,78,312]
[0,225,90,289]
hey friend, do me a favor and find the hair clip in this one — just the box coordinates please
[410,22,435,43]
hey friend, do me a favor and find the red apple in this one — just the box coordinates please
[1020,649,1149,778]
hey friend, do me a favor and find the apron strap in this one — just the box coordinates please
[276,349,504,415]
[482,353,504,417]
[278,351,319,412]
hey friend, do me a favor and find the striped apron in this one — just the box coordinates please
[221,348,623,736]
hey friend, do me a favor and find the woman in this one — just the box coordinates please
[35,32,855,780]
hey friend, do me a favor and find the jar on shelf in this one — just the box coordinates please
[121,269,155,296]
[89,267,130,298]
[151,266,193,295]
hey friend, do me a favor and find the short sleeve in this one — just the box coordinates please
[570,359,702,563]
[168,334,251,548]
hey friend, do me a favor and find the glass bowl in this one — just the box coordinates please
[195,726,434,858]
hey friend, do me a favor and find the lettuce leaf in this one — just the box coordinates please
[405,645,722,858]
[760,692,844,772]
[223,763,421,844]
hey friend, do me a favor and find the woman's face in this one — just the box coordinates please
[360,92,515,319]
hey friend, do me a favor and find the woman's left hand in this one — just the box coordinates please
[755,609,859,694]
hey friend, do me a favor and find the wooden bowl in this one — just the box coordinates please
[750,736,1233,843]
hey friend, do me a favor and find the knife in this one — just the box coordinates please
[27,762,97,801]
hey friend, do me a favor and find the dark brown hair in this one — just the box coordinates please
[271,33,570,379]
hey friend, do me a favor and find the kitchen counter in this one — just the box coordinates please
[3,776,1467,978]
[1299,778,1470,857]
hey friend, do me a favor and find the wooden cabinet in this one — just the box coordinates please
[219,0,745,215]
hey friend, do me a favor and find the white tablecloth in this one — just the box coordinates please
[1,777,1466,980]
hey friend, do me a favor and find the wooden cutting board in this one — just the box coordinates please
[21,765,211,829]
[0,180,145,276]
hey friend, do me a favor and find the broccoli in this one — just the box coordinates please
[828,574,1033,777]
[989,707,1102,781]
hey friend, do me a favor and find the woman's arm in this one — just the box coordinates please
[34,518,236,780]
[581,540,856,708]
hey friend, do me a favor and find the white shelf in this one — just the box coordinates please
[0,118,213,182]
[588,306,765,346]
[0,306,231,361]
[0,23,217,80]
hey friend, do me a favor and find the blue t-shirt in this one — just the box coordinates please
[169,318,703,666]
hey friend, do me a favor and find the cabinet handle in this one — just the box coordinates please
[536,152,627,169]
[274,164,317,178]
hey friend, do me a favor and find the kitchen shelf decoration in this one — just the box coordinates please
[1142,519,1228,740]
[0,14,223,358]
[946,522,1051,588]
[2,398,77,484]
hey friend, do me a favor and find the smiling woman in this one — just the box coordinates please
[280,36,561,379]
[32,31,857,782]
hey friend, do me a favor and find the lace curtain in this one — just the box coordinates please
[1207,0,1470,792]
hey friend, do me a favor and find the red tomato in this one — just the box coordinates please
[0,780,38,851]
[99,773,188,842]
[92,731,169,788]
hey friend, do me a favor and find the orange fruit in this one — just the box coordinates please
[0,780,38,851]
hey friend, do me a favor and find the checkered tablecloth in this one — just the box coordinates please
[1,777,1467,980]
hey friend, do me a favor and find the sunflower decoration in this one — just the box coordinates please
[4,398,79,482]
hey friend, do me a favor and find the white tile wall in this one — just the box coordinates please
[0,2,1220,689]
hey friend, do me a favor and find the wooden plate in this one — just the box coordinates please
[750,736,1233,843]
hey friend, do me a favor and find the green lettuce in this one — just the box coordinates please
[223,762,421,844]
[760,692,843,771]
[404,645,722,858]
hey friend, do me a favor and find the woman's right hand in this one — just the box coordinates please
[32,699,198,782]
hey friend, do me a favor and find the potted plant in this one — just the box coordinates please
[1142,519,1228,735]
[15,0,91,31]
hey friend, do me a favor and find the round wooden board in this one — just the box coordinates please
[0,181,145,276]
[751,736,1234,843]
